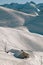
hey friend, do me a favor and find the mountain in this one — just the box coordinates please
[0,6,43,35]
[0,6,35,27]
[0,6,43,51]
[0,5,43,65]
[37,3,43,11]
[1,1,40,14]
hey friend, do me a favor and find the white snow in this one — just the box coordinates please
[0,27,43,65]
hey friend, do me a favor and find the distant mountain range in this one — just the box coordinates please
[0,1,43,14]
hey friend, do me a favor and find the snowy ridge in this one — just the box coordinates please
[0,27,43,51]
[0,6,38,16]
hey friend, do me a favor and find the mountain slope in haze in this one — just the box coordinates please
[0,6,37,28]
[0,6,43,35]
[25,10,43,35]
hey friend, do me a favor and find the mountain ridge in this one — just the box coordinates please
[0,1,40,14]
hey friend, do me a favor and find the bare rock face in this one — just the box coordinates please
[17,50,29,59]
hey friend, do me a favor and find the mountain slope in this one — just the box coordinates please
[0,6,37,27]
[0,6,43,35]
[0,26,43,65]
[0,27,43,52]
[0,6,43,51]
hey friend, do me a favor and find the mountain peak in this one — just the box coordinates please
[10,3,18,5]
[30,1,36,5]
[26,2,29,4]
